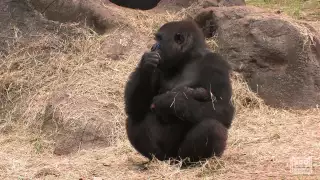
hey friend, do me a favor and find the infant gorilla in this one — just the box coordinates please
[150,87,209,110]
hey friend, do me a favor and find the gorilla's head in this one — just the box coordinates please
[151,20,206,70]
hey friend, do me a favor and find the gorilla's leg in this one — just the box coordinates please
[127,112,184,161]
[178,120,227,162]
[126,113,166,160]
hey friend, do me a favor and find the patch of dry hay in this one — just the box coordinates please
[0,2,319,180]
[231,72,264,111]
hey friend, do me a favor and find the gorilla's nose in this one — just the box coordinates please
[151,43,160,51]
[150,104,156,111]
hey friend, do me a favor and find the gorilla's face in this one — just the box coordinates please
[151,32,187,70]
[150,21,206,71]
[150,23,194,70]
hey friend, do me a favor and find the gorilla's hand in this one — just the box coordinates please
[139,52,161,71]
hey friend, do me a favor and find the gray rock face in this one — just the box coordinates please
[201,0,246,8]
[195,6,320,109]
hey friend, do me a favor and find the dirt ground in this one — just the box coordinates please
[0,1,319,180]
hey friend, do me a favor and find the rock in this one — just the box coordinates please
[0,0,90,55]
[42,92,116,155]
[28,0,126,34]
[110,0,245,10]
[195,6,320,109]
[110,0,194,10]
[201,0,246,8]
[160,0,194,7]
[0,0,40,54]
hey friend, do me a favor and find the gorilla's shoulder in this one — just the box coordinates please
[198,49,232,71]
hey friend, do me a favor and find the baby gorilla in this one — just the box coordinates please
[150,87,210,111]
[124,20,235,163]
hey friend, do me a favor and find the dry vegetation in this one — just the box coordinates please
[0,1,319,180]
[247,0,320,20]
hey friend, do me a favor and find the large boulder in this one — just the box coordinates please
[195,6,320,109]
[110,0,245,11]
[157,0,245,9]
[28,0,126,34]
[0,0,44,54]
[200,0,245,8]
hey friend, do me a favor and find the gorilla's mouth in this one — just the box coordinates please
[150,42,164,67]
[151,42,160,51]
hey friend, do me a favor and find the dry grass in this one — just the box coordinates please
[0,2,319,180]
[247,0,320,20]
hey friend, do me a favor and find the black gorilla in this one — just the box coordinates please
[109,0,161,10]
[124,20,235,163]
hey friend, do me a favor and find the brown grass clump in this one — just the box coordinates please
[0,2,319,180]
[231,72,265,111]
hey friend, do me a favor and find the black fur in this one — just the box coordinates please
[109,0,160,10]
[124,20,235,163]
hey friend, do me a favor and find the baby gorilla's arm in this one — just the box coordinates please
[150,86,209,110]
[150,86,211,123]
[177,87,210,101]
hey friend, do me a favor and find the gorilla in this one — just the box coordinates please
[109,0,161,10]
[124,20,235,164]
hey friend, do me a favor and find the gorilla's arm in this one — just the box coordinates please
[109,0,161,10]
[124,52,161,121]
[198,53,235,128]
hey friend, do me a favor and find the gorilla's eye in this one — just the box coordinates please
[154,33,162,41]
[174,33,184,44]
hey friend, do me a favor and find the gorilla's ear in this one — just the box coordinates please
[174,33,185,44]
